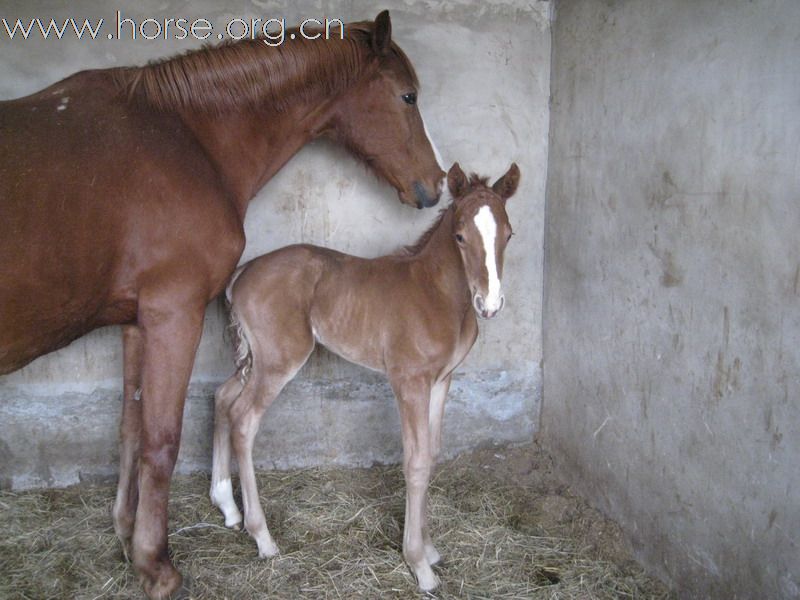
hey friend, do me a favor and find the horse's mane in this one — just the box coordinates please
[399,174,491,256]
[114,22,418,114]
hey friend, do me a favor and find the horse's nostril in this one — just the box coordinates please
[413,181,439,208]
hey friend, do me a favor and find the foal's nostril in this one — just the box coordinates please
[473,294,485,314]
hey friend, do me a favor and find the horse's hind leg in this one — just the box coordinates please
[230,322,314,558]
[113,325,144,560]
[210,374,245,529]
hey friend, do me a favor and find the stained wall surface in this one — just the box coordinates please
[543,1,799,597]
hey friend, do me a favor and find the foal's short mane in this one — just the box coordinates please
[399,174,491,256]
[114,22,418,114]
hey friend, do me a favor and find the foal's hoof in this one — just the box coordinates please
[256,543,280,559]
[226,519,242,531]
[417,570,440,593]
[410,563,440,593]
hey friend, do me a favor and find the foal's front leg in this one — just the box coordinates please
[392,375,439,592]
[421,374,452,567]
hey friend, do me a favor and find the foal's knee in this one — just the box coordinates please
[404,452,432,489]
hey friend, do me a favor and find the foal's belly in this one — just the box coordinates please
[312,324,386,373]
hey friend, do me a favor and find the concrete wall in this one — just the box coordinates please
[0,1,550,488]
[543,1,799,598]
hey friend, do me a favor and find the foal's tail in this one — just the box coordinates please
[225,266,253,383]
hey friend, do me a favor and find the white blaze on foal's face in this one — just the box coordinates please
[473,204,504,317]
[447,161,520,320]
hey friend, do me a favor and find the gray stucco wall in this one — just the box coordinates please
[0,1,550,488]
[543,1,799,598]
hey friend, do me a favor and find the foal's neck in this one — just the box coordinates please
[415,207,471,305]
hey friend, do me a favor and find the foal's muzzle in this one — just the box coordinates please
[473,293,505,319]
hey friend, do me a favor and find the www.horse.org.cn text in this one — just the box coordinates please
[0,12,346,46]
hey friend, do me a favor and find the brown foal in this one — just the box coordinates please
[211,162,520,591]
[0,11,444,598]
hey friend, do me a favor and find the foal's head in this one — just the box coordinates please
[448,163,521,319]
[328,11,445,209]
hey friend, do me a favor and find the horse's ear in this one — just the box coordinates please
[448,163,469,199]
[372,10,392,56]
[492,163,521,201]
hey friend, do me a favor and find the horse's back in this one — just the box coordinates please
[0,70,242,374]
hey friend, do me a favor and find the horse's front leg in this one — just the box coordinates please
[392,374,439,592]
[113,325,144,561]
[131,293,205,599]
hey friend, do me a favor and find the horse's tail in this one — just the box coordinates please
[225,266,253,383]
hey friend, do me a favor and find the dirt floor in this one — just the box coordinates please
[0,443,674,599]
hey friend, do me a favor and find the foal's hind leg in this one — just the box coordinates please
[113,325,144,560]
[210,375,245,529]
[230,328,315,558]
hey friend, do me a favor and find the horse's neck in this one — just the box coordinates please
[180,99,333,218]
[415,209,471,307]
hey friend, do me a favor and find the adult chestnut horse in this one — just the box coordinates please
[212,163,520,591]
[0,11,444,598]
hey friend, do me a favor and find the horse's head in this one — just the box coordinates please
[448,162,520,319]
[327,11,445,209]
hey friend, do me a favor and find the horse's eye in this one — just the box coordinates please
[455,233,464,243]
[507,232,514,242]
[402,92,417,105]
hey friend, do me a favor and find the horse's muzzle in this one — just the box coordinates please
[413,180,442,209]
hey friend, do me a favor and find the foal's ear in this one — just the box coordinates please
[372,10,392,56]
[447,163,469,199]
[492,163,521,201]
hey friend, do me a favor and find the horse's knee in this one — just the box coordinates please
[140,436,181,484]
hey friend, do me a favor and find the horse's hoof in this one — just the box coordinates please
[138,560,184,600]
[169,574,193,600]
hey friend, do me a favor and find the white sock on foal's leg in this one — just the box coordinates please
[211,477,242,529]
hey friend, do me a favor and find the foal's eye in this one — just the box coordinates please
[507,232,514,242]
[401,92,417,105]
[455,233,464,243]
